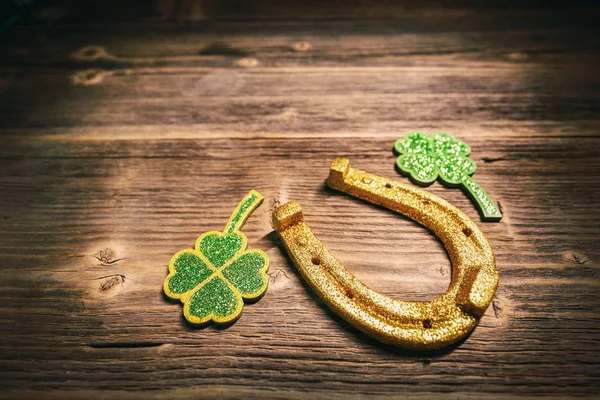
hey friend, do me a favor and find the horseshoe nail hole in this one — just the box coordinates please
[463,227,473,237]
[422,319,433,329]
[311,256,321,265]
[345,289,354,299]
[422,200,431,206]
[385,182,393,189]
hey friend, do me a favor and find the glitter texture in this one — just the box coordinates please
[186,277,242,320]
[394,132,502,221]
[225,193,259,233]
[167,251,214,295]
[199,233,244,268]
[222,252,270,297]
[272,158,499,350]
[164,190,269,325]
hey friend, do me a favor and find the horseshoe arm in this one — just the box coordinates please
[272,158,499,350]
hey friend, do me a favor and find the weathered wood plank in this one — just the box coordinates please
[17,0,600,23]
[1,9,598,142]
[0,137,599,397]
[1,66,598,137]
[1,1,599,398]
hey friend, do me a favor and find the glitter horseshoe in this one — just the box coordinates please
[272,158,499,350]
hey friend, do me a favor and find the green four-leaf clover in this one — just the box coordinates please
[164,190,269,325]
[394,132,502,221]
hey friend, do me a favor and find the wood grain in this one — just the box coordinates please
[0,1,599,398]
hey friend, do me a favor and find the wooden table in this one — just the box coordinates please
[1,1,599,398]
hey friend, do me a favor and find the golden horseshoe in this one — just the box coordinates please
[272,158,499,350]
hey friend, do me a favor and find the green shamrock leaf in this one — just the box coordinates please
[199,233,244,268]
[221,251,270,299]
[394,132,502,222]
[165,250,214,296]
[164,190,269,325]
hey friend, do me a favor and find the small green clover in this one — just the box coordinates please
[394,132,502,221]
[164,190,269,325]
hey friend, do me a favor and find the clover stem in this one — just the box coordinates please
[224,190,264,233]
[460,175,502,222]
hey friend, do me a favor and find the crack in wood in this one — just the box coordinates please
[492,300,503,319]
[482,157,507,163]
[268,269,291,284]
[497,200,504,214]
[95,258,127,266]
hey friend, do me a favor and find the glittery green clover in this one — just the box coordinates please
[164,190,269,325]
[394,132,502,221]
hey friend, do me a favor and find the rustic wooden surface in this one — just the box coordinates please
[1,1,599,398]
